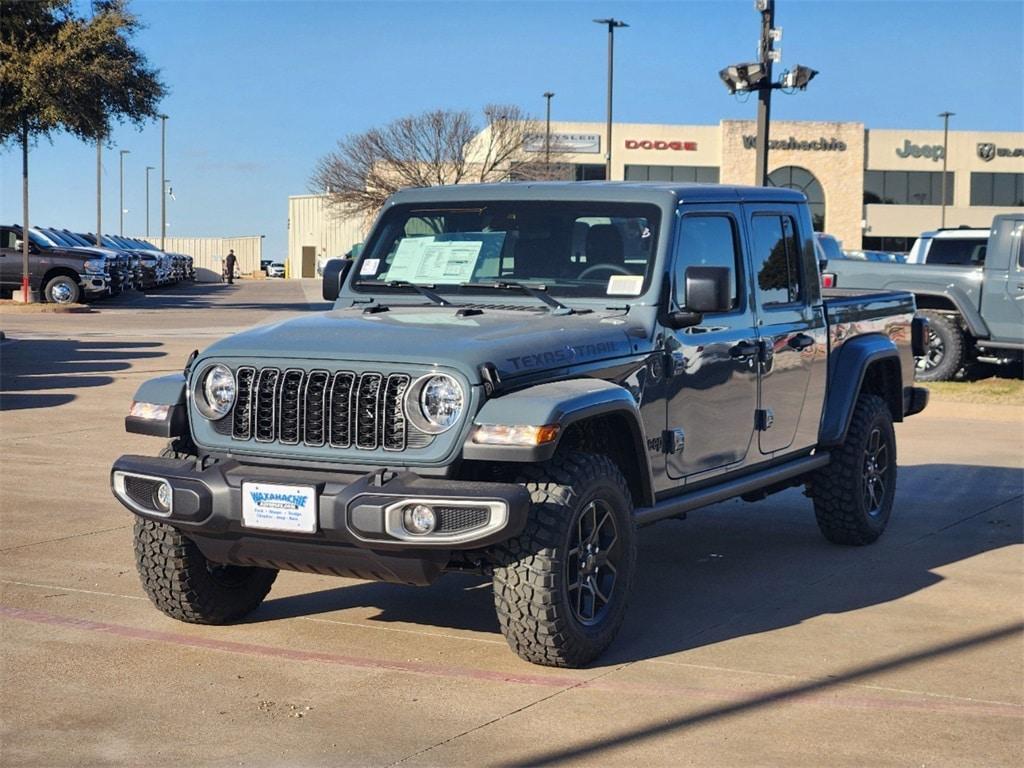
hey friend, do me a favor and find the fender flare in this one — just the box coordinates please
[126,373,188,438]
[462,379,655,505]
[818,334,902,448]
[882,283,989,339]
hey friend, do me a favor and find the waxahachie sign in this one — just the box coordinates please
[742,135,847,152]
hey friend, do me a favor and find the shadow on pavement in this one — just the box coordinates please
[500,620,1024,767]
[103,281,330,313]
[253,463,1022,658]
[0,339,166,411]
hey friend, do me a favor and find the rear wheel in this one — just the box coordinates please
[43,274,80,305]
[491,452,637,668]
[915,310,964,382]
[806,393,896,545]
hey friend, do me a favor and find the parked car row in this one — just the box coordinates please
[0,225,194,304]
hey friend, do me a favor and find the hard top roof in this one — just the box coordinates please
[387,181,806,207]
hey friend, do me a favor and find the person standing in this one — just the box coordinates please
[225,249,237,284]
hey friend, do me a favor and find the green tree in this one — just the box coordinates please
[0,0,166,300]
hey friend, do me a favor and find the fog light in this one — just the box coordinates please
[153,481,172,513]
[403,504,436,535]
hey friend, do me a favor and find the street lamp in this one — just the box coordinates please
[160,114,168,250]
[593,18,628,181]
[145,166,155,237]
[119,149,130,236]
[96,138,103,249]
[719,0,817,186]
[939,111,954,227]
[543,91,555,172]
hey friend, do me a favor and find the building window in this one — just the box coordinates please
[863,170,952,206]
[574,164,606,181]
[624,165,720,183]
[767,166,824,231]
[970,173,1024,206]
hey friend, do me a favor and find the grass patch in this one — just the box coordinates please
[925,377,1024,405]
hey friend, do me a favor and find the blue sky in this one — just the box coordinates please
[2,0,1021,259]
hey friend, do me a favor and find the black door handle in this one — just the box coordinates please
[788,334,815,350]
[730,341,759,358]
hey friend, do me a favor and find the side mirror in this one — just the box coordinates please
[684,265,732,313]
[665,266,732,329]
[322,258,352,301]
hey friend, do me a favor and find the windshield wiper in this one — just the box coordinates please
[354,279,452,307]
[472,280,577,315]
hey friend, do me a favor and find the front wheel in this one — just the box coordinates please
[491,453,637,668]
[806,393,897,545]
[43,274,81,305]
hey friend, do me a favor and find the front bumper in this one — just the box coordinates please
[111,455,530,585]
[82,273,110,297]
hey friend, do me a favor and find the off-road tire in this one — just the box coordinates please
[491,452,637,668]
[806,393,896,546]
[43,274,80,305]
[916,310,964,382]
[133,443,277,623]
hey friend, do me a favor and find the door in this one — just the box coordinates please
[746,206,819,455]
[302,246,316,278]
[665,205,759,481]
[0,228,21,287]
[980,218,1024,343]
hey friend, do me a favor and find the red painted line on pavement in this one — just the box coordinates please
[3,604,1021,720]
[0,604,577,689]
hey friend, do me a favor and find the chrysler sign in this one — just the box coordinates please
[523,133,601,154]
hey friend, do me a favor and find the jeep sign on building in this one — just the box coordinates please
[288,119,1023,274]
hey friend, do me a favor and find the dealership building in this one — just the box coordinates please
[287,119,1024,277]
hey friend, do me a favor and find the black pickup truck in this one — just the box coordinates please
[0,225,111,303]
[113,183,928,667]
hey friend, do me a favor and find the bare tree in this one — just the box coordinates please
[311,104,567,219]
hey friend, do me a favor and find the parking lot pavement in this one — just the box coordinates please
[1,279,1021,767]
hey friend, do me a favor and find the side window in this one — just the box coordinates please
[0,230,15,250]
[674,215,741,310]
[751,214,803,306]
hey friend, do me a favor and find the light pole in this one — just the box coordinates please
[145,166,155,237]
[160,114,168,250]
[593,18,627,181]
[939,111,954,227]
[719,0,817,187]
[96,137,103,248]
[119,149,130,236]
[543,91,555,173]
[753,0,775,187]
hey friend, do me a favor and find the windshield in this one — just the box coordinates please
[352,201,661,299]
[28,228,60,248]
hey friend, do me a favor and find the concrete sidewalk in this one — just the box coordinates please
[1,280,1021,767]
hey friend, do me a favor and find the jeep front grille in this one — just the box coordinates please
[228,367,416,452]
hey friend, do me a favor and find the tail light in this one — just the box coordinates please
[821,272,836,289]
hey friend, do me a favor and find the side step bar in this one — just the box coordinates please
[632,452,831,527]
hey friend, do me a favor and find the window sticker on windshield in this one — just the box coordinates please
[359,258,380,276]
[607,275,644,296]
[384,238,483,284]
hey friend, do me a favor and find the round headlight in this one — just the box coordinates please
[196,364,236,420]
[407,374,464,434]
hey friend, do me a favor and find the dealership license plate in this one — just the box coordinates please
[241,482,318,533]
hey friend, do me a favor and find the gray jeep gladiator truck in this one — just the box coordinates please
[827,214,1024,381]
[112,183,928,667]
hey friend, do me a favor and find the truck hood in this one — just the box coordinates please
[200,304,647,382]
